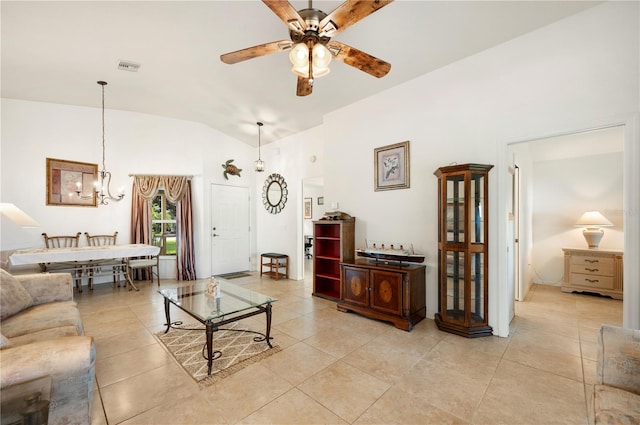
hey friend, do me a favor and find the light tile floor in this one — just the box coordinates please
[79,269,622,425]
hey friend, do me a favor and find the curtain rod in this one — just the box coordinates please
[129,174,194,179]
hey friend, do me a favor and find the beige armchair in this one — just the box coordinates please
[593,324,640,424]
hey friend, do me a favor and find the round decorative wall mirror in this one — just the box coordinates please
[262,173,288,214]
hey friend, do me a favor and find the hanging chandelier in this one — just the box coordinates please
[77,81,125,205]
[255,122,265,172]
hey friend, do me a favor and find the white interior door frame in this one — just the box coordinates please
[210,184,250,276]
[496,114,640,336]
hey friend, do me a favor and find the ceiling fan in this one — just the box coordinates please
[220,0,393,97]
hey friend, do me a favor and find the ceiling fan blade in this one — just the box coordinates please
[327,41,391,78]
[319,0,394,37]
[220,40,293,64]
[263,0,306,34]
[296,76,313,97]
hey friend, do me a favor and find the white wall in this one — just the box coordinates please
[0,98,256,281]
[255,125,325,280]
[531,152,624,284]
[312,1,638,335]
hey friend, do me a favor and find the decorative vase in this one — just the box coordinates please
[206,277,220,298]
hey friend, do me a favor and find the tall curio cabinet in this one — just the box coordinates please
[434,163,493,338]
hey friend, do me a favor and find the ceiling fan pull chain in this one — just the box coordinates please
[308,40,314,85]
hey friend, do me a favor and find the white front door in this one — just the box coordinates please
[211,184,250,275]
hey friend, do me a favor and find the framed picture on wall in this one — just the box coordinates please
[317,196,324,205]
[374,141,410,191]
[46,158,98,207]
[303,197,312,219]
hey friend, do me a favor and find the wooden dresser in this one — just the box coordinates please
[562,247,623,299]
[338,259,426,331]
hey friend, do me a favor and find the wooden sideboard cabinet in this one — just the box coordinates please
[313,218,355,300]
[338,260,426,331]
[562,247,623,299]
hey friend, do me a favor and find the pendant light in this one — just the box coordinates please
[255,122,265,172]
[79,81,125,205]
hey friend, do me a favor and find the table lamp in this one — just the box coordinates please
[575,211,612,249]
[0,203,39,227]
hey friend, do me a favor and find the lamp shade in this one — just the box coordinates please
[0,203,40,227]
[574,211,613,228]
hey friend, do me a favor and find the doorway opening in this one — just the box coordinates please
[507,125,624,320]
[302,177,324,280]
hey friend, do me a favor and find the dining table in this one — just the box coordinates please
[9,244,160,291]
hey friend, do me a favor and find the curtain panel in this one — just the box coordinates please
[130,175,196,281]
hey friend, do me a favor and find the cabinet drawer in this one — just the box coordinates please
[570,273,614,290]
[571,256,613,267]
[571,263,613,277]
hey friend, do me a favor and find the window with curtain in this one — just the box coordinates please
[131,175,196,280]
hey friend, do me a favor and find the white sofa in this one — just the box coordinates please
[0,269,95,425]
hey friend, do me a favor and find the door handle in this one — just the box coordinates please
[213,233,220,237]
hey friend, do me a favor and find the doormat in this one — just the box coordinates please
[216,272,252,279]
[156,322,280,387]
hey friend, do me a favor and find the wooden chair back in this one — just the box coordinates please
[42,232,81,248]
[85,231,118,247]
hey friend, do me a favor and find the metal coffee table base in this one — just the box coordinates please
[163,298,273,375]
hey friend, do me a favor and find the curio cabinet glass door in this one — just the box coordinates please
[434,163,493,337]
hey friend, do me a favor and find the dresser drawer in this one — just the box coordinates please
[571,263,613,277]
[571,256,613,267]
[570,273,614,290]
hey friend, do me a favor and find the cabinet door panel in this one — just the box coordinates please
[343,267,369,307]
[370,270,402,316]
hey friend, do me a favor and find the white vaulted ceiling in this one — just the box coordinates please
[1,1,600,146]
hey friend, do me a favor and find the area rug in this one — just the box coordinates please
[156,322,280,387]
[216,272,252,279]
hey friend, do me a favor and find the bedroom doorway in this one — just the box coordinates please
[508,125,625,306]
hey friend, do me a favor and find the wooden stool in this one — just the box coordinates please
[260,253,289,280]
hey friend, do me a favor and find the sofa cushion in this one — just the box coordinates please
[0,333,11,349]
[594,384,640,425]
[0,301,83,338]
[597,325,640,395]
[8,326,80,347]
[0,269,33,320]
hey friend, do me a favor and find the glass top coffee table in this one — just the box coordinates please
[159,279,277,375]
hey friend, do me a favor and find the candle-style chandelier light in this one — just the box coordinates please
[77,81,125,205]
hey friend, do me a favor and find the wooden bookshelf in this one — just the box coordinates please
[312,218,355,300]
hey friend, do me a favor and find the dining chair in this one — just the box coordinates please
[42,232,81,249]
[84,231,124,289]
[40,232,83,291]
[125,255,160,288]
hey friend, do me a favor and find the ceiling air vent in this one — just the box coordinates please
[117,60,141,72]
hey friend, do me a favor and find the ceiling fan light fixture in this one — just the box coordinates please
[289,42,331,79]
[312,43,331,68]
[289,43,309,68]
